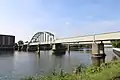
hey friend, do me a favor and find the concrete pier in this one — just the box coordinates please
[92,41,106,58]
[52,43,66,55]
[67,44,70,53]
[27,45,38,52]
[40,44,52,50]
[37,44,40,53]
[27,44,52,52]
[91,57,105,66]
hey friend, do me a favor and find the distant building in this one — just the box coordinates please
[0,34,15,50]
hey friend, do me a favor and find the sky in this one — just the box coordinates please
[0,0,120,42]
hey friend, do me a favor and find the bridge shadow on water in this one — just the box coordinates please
[52,53,66,57]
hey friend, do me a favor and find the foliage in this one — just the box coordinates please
[25,41,28,43]
[111,40,120,48]
[14,43,18,46]
[18,40,24,46]
[22,60,120,80]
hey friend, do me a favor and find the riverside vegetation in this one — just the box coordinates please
[111,40,120,48]
[22,40,120,80]
[22,59,120,80]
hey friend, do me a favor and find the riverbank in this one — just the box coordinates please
[23,59,120,80]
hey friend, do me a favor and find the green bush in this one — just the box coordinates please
[111,40,120,48]
[23,60,120,80]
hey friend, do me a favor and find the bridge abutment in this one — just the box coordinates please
[92,41,106,58]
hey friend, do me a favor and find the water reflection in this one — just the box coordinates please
[0,48,117,80]
[37,52,40,58]
[0,51,15,80]
[91,53,119,67]
[0,51,14,57]
[91,57,105,66]
[52,52,66,56]
[51,54,65,72]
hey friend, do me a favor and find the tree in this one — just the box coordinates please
[14,43,18,47]
[25,41,28,43]
[18,40,24,46]
[111,40,120,48]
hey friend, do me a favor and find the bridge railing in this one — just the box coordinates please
[55,31,120,43]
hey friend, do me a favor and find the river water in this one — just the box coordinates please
[0,48,117,80]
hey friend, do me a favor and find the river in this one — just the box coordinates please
[0,48,118,80]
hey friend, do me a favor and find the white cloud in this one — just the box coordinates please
[65,21,70,25]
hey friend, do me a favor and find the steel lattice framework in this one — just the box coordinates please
[28,32,55,45]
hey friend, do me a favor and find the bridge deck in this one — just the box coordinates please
[29,31,120,45]
[55,31,120,43]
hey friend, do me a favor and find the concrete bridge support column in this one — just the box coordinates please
[37,44,40,53]
[92,41,106,58]
[52,43,66,55]
[91,57,105,66]
[27,45,38,52]
[26,46,29,51]
[67,44,70,53]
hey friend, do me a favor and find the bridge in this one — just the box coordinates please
[28,32,55,45]
[22,31,120,57]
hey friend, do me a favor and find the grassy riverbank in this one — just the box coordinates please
[22,60,120,80]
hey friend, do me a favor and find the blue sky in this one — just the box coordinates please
[0,0,120,42]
